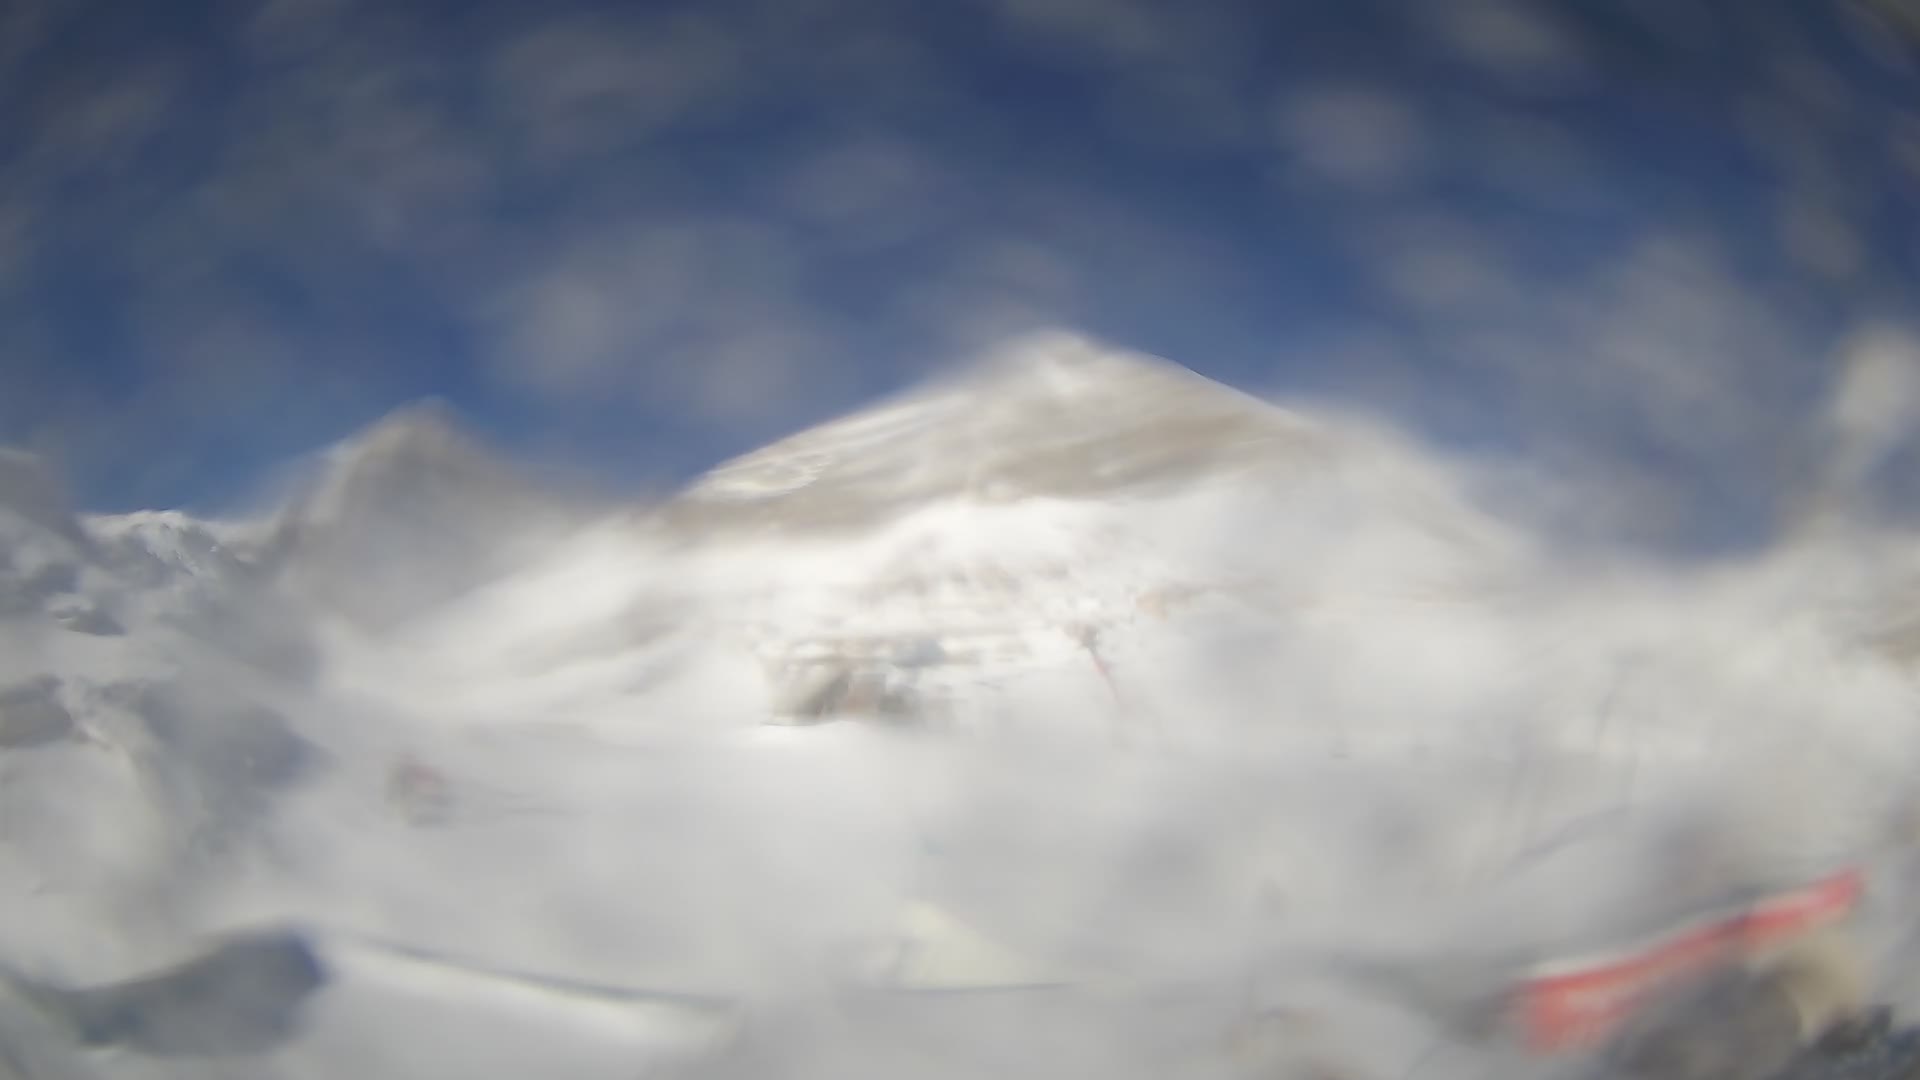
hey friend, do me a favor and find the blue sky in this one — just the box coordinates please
[2,0,1918,550]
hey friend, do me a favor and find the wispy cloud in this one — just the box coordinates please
[1275,85,1430,190]
[489,10,747,166]
[0,0,1913,535]
[1417,0,1592,94]
[481,215,851,426]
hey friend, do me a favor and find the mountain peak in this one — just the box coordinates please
[321,398,476,473]
[265,400,587,630]
[664,331,1325,536]
[928,330,1244,410]
[284,399,512,530]
[970,328,1141,383]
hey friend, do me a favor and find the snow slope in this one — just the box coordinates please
[6,332,1920,1078]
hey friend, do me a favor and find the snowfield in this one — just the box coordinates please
[3,331,1920,1078]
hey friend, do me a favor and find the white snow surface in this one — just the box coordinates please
[4,332,1920,1078]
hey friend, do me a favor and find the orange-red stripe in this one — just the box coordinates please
[1517,868,1862,1052]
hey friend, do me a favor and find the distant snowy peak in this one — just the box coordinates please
[264,400,590,631]
[278,399,527,533]
[84,510,269,589]
[0,451,145,633]
[667,332,1331,535]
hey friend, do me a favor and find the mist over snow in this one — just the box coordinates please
[4,0,1920,1073]
[4,330,1920,1078]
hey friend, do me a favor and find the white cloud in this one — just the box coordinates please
[0,0,51,80]
[1777,195,1865,281]
[171,16,495,277]
[482,216,852,426]
[1359,214,1519,316]
[490,11,745,163]
[687,324,849,424]
[1551,236,1798,453]
[1419,0,1590,94]
[1821,326,1920,494]
[18,59,180,183]
[894,235,1087,357]
[135,306,304,417]
[1275,86,1429,189]
[989,0,1167,64]
[987,0,1260,153]
[772,138,955,250]
[1351,223,1834,547]
[1840,0,1920,74]
[243,0,355,59]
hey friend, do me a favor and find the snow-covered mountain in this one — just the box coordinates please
[6,331,1920,1079]
[351,332,1535,746]
[0,401,604,1006]
[0,454,323,1017]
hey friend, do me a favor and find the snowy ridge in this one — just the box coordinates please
[669,331,1333,535]
[84,510,271,597]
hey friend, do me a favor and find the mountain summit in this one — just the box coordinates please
[278,399,516,532]
[262,400,583,631]
[665,332,1331,536]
